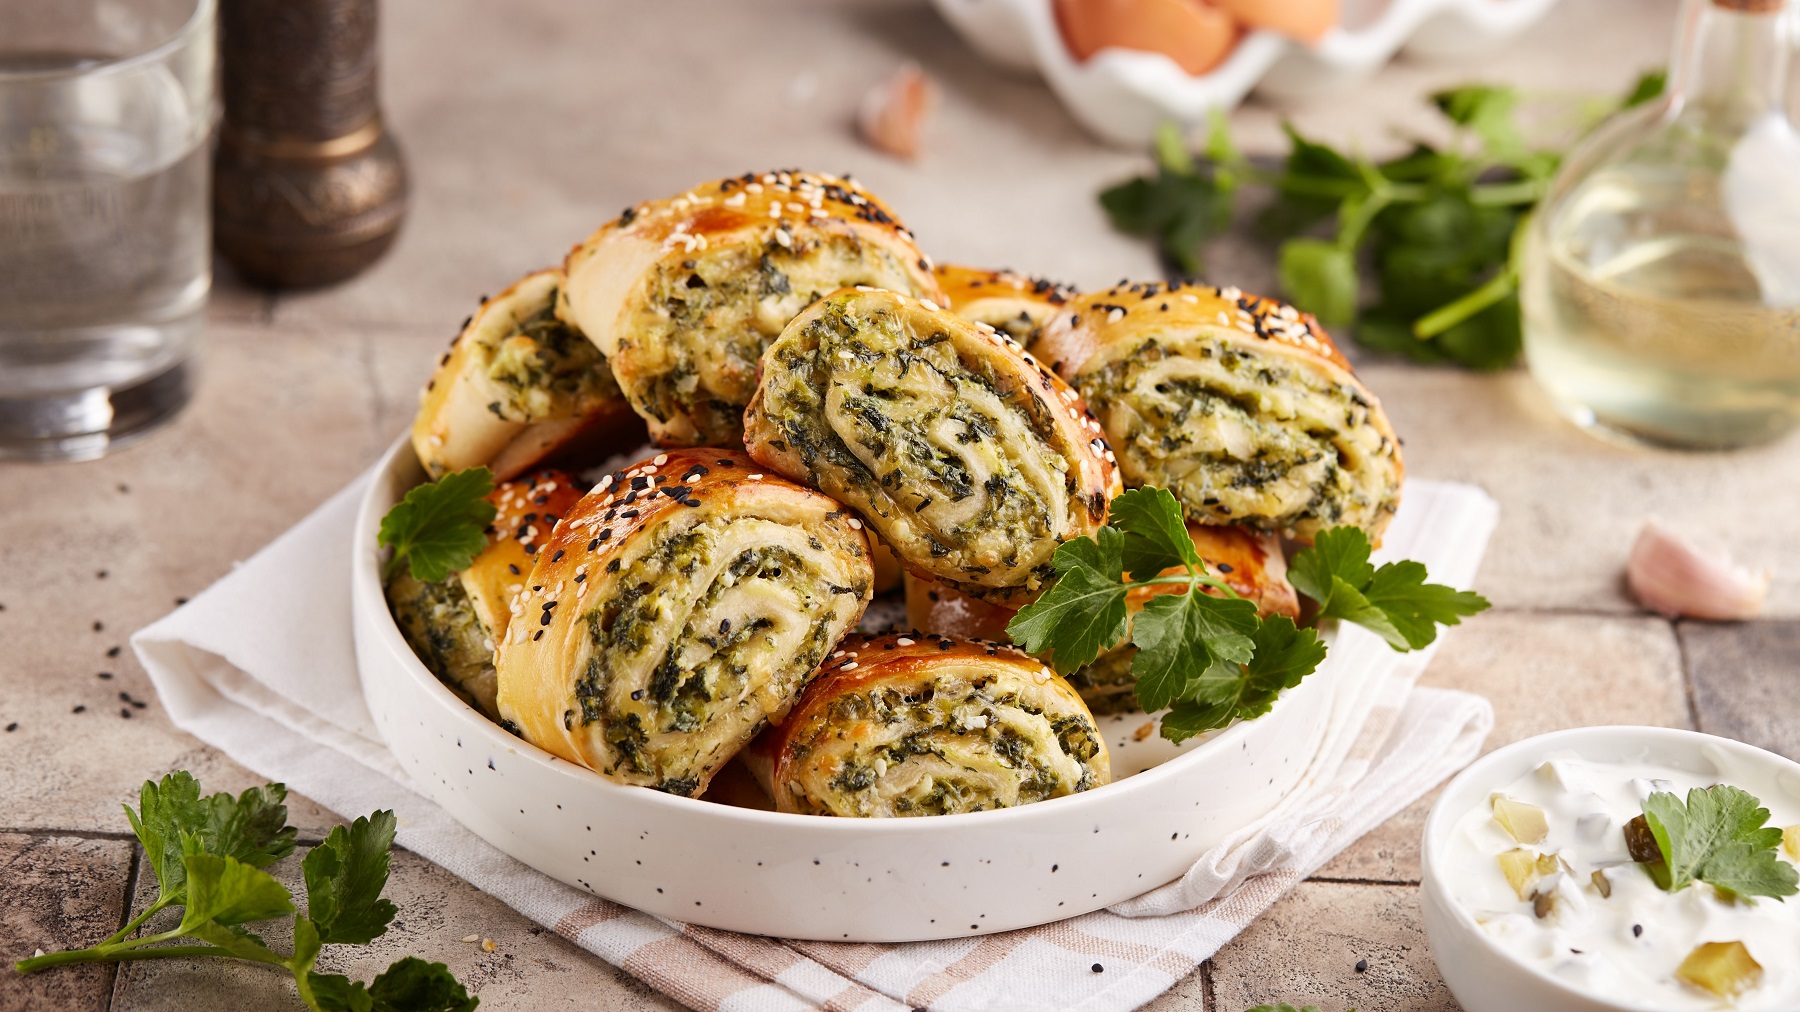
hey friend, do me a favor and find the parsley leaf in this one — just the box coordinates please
[18,773,476,1011]
[1005,528,1129,674]
[1162,617,1327,743]
[378,467,497,583]
[123,773,297,914]
[1109,487,1202,580]
[1640,786,1799,901]
[304,811,401,945]
[1129,590,1259,713]
[1289,527,1489,650]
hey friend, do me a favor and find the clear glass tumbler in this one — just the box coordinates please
[0,0,216,461]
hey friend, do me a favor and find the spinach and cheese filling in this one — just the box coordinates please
[1033,283,1403,542]
[1065,647,1138,717]
[747,288,1116,606]
[770,634,1111,817]
[1076,335,1400,539]
[495,450,873,798]
[486,289,620,423]
[386,569,498,718]
[614,233,927,448]
[412,268,633,481]
[573,518,852,795]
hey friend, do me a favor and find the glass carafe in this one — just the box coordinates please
[1521,0,1800,449]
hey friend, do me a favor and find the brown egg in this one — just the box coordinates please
[1214,0,1337,43]
[1054,0,1241,76]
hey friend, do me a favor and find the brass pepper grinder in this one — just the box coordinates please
[214,0,408,288]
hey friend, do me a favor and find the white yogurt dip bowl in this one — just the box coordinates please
[1422,726,1800,1012]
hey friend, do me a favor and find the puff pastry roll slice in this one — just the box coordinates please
[745,287,1119,607]
[412,269,645,481]
[767,633,1110,816]
[386,469,584,718]
[905,525,1300,714]
[495,449,873,797]
[559,171,942,448]
[934,264,1076,344]
[1032,282,1403,543]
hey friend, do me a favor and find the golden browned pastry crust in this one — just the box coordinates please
[558,171,942,448]
[494,449,873,797]
[412,269,645,481]
[744,286,1120,607]
[766,632,1110,816]
[933,264,1077,344]
[1031,281,1403,543]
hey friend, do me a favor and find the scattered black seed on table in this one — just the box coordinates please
[1632,924,1643,937]
[96,569,108,579]
[117,483,129,493]
[107,646,121,658]
[98,672,113,680]
[175,597,188,606]
[120,708,132,719]
[92,620,103,631]
[1091,963,1104,974]
[4,723,17,732]
[72,706,86,714]
[1355,958,1369,973]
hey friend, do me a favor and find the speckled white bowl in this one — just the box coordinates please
[351,436,1345,941]
[1421,726,1800,1012]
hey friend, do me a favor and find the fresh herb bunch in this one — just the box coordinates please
[1099,73,1665,369]
[1625,784,1799,901]
[1005,487,1488,743]
[379,467,497,583]
[15,772,478,1012]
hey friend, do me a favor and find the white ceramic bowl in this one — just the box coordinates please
[1421,726,1800,1012]
[351,436,1348,941]
[930,0,1562,145]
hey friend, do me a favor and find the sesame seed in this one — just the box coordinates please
[748,473,763,480]
[848,518,862,529]
[840,662,858,671]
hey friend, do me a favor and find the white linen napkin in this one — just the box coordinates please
[134,470,1497,1012]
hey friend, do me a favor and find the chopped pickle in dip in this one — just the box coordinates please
[1675,941,1762,999]
[1492,794,1549,845]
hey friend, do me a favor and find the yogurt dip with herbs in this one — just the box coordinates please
[1444,752,1800,1010]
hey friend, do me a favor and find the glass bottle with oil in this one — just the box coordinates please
[1521,0,1800,449]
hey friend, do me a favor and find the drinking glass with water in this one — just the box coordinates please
[0,0,215,461]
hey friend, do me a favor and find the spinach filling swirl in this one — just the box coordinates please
[1032,282,1404,543]
[745,287,1117,606]
[495,450,872,797]
[766,633,1111,817]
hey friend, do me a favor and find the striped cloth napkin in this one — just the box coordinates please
[135,472,1497,1012]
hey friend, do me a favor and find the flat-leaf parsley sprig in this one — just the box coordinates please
[1006,487,1489,743]
[378,466,497,583]
[16,772,478,1012]
[1625,784,1799,901]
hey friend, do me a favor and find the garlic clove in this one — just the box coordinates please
[1626,517,1770,621]
[858,63,935,161]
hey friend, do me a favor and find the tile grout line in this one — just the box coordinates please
[1304,875,1421,888]
[1199,958,1215,1012]
[0,827,137,843]
[1671,618,1703,733]
[102,841,142,1012]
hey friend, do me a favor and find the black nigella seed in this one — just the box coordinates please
[120,708,132,719]
[1091,963,1104,974]
[96,570,107,579]
[72,706,86,714]
[92,620,103,631]
[533,630,544,641]
[539,612,553,626]
[1355,958,1369,973]
[551,549,564,562]
[716,459,735,467]
[3,723,16,732]
[631,690,644,700]
[1217,563,1234,573]
[106,646,121,658]
[118,692,132,702]
[509,564,520,575]
[1632,924,1643,937]
[98,672,113,680]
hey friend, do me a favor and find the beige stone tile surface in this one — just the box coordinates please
[0,833,134,1012]
[109,847,679,1012]
[1680,619,1800,761]
[1316,610,1689,884]
[1203,882,1453,1012]
[1363,366,1800,617]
